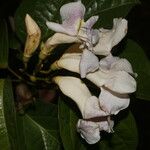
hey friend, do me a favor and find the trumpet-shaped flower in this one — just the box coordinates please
[46,1,99,49]
[23,14,41,63]
[53,76,114,144]
[52,53,136,117]
[46,1,85,35]
[93,18,128,55]
[51,53,136,94]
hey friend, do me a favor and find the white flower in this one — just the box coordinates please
[46,1,85,36]
[23,14,41,63]
[52,53,136,116]
[53,76,114,144]
[93,18,128,55]
[51,53,136,94]
[97,54,137,115]
[46,1,99,48]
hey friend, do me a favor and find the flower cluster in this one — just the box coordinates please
[24,0,137,144]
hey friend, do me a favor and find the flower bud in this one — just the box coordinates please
[23,14,41,63]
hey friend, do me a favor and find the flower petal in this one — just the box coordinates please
[99,87,130,115]
[91,29,100,45]
[105,71,136,94]
[46,21,70,34]
[77,118,114,144]
[60,1,85,22]
[84,16,99,29]
[99,54,134,75]
[46,1,85,35]
[60,1,85,35]
[45,33,79,48]
[93,18,128,55]
[77,119,100,144]
[112,18,128,47]
[51,53,81,72]
[83,96,107,119]
[80,49,99,78]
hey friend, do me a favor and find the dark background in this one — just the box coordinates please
[0,0,150,149]
[127,1,150,149]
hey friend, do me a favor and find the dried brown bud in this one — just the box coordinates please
[23,14,41,63]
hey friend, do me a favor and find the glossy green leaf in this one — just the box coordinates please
[120,39,150,100]
[0,81,62,150]
[17,101,62,150]
[0,20,9,68]
[15,0,139,42]
[58,96,86,150]
[98,111,138,150]
[0,80,19,150]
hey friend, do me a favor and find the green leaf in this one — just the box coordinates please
[0,80,19,150]
[9,33,21,50]
[0,79,62,150]
[83,0,140,28]
[98,111,138,150]
[15,0,139,42]
[120,39,150,100]
[58,96,86,150]
[17,101,62,150]
[0,20,9,68]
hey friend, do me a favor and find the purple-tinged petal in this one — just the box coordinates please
[99,87,130,115]
[60,1,85,35]
[99,54,119,71]
[84,16,99,29]
[91,29,100,45]
[99,54,136,75]
[46,21,72,35]
[80,49,99,78]
[46,1,86,35]
[60,1,85,22]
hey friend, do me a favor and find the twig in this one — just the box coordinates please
[8,66,22,80]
